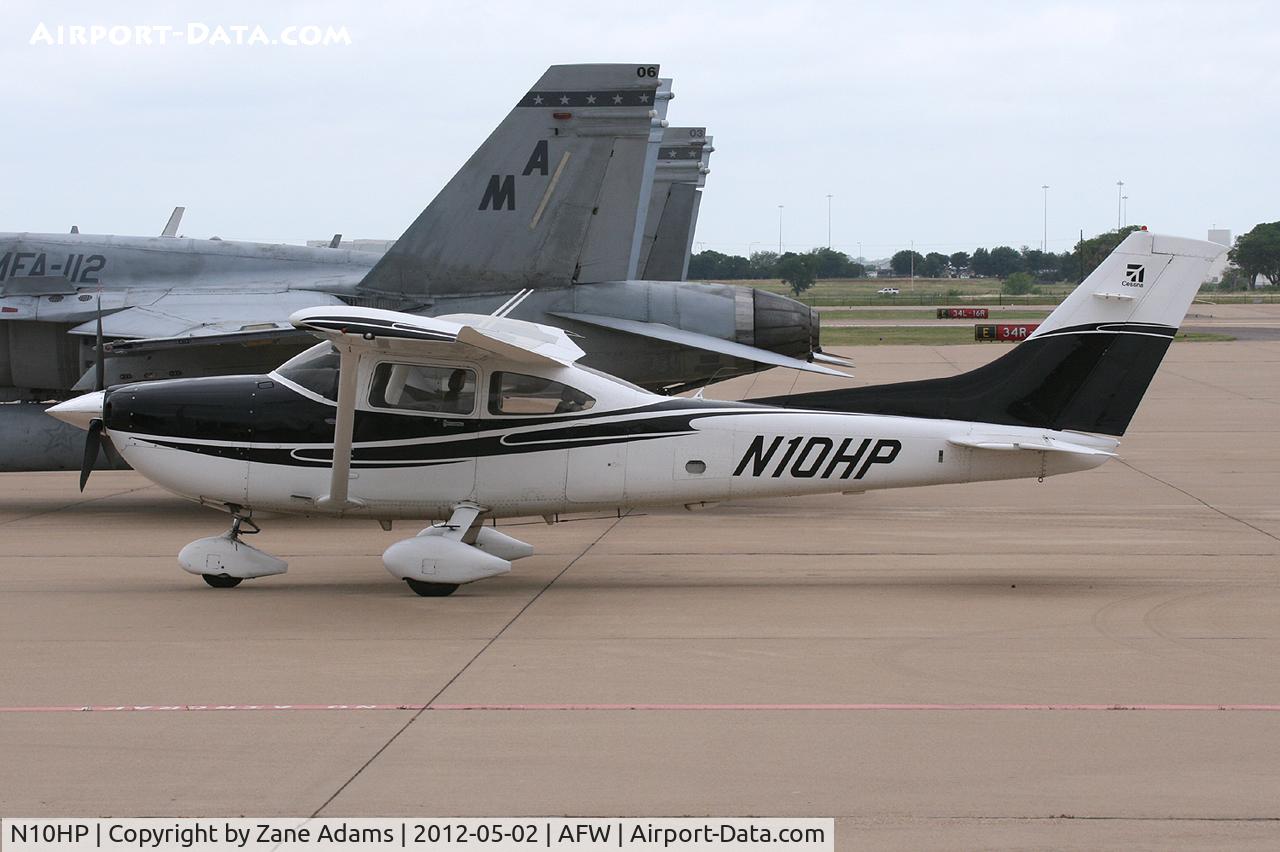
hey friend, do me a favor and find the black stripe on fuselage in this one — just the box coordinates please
[105,375,780,469]
[139,410,729,467]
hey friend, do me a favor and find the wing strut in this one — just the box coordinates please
[317,343,362,510]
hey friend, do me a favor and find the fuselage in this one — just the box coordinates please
[93,355,1115,522]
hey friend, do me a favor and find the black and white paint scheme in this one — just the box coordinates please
[48,232,1225,596]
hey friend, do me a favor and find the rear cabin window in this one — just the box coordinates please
[369,363,477,415]
[488,372,595,416]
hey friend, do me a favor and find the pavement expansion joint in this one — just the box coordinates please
[308,511,631,818]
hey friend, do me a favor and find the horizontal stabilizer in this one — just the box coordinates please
[549,311,850,377]
[948,436,1117,457]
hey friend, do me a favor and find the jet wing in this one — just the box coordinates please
[69,291,347,341]
[547,311,851,378]
[291,307,586,367]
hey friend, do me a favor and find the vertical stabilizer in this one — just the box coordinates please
[358,64,667,298]
[639,127,713,280]
[762,231,1227,436]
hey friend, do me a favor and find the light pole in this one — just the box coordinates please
[1041,185,1050,252]
[777,205,784,254]
[1116,180,1124,229]
[1122,195,1128,227]
[826,194,833,248]
[909,239,915,288]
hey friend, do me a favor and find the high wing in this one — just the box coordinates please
[548,311,849,378]
[289,306,585,509]
[290,306,586,367]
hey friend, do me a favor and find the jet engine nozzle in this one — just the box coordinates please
[751,290,819,360]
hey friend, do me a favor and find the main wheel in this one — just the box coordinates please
[202,573,243,589]
[405,579,460,597]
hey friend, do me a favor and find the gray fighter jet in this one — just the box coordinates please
[0,64,843,470]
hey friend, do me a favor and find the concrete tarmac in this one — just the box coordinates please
[1,341,1278,850]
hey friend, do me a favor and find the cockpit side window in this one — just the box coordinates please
[369,363,477,415]
[488,371,596,416]
[275,342,340,401]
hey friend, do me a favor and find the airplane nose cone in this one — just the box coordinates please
[46,390,106,430]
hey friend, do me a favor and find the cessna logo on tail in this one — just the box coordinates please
[479,141,551,211]
[733,435,902,480]
[1124,263,1145,287]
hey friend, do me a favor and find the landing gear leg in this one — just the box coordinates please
[178,509,288,587]
[383,503,520,595]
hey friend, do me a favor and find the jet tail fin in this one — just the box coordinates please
[639,127,713,281]
[759,231,1226,436]
[357,64,668,300]
[161,206,185,238]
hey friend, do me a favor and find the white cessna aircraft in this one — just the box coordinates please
[49,231,1224,596]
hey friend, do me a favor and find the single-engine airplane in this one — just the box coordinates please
[48,231,1224,596]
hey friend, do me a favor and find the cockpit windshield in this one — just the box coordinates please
[275,342,340,401]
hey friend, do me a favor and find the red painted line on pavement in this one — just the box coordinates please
[2,702,1280,714]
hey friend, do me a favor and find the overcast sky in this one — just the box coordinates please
[3,0,1276,258]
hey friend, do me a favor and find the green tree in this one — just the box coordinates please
[970,247,993,276]
[776,252,817,296]
[988,246,1022,277]
[949,251,970,271]
[806,246,862,278]
[1214,266,1252,292]
[1074,226,1143,280]
[1002,272,1035,295]
[921,252,949,277]
[688,250,729,279]
[1229,222,1280,290]
[749,251,779,279]
[890,249,924,276]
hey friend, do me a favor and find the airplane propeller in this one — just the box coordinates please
[78,293,118,491]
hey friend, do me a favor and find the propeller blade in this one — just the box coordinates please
[100,431,123,468]
[80,419,103,491]
[94,294,105,392]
